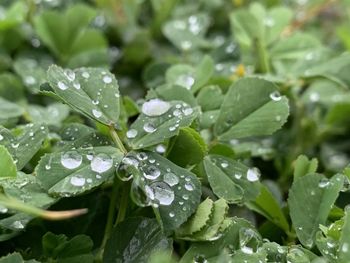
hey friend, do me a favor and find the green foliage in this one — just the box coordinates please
[0,0,349,262]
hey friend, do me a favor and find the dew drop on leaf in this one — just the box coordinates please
[176,74,195,90]
[103,75,112,84]
[143,165,161,180]
[61,151,82,169]
[0,134,3,141]
[58,81,68,90]
[149,181,175,206]
[163,172,179,186]
[91,153,113,173]
[270,91,282,101]
[246,167,260,182]
[70,176,86,187]
[143,123,156,133]
[92,109,102,118]
[141,99,171,117]
[126,129,138,138]
[156,144,166,154]
[319,178,330,188]
[185,183,194,191]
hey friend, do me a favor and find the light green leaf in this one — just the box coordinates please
[214,77,289,140]
[36,146,123,197]
[0,124,48,170]
[46,65,120,125]
[197,85,224,111]
[246,184,289,233]
[0,145,16,179]
[0,97,23,120]
[127,151,201,230]
[127,100,199,149]
[176,198,214,236]
[103,217,172,263]
[204,155,261,203]
[293,155,318,179]
[338,209,350,262]
[27,103,70,126]
[162,13,210,51]
[288,173,344,248]
[167,127,207,167]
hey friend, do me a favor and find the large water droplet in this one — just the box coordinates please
[148,182,175,206]
[61,151,82,169]
[185,183,194,191]
[70,176,86,187]
[91,153,113,173]
[126,129,138,138]
[58,81,68,90]
[246,168,260,182]
[176,74,195,90]
[142,99,171,117]
[319,178,330,188]
[164,172,179,186]
[143,165,161,180]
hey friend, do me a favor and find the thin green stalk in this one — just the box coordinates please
[256,39,270,73]
[0,194,87,220]
[115,182,130,225]
[109,125,127,154]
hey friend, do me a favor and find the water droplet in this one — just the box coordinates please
[183,108,193,116]
[182,194,189,200]
[246,168,260,182]
[225,43,236,53]
[148,182,175,205]
[319,178,330,188]
[235,173,242,179]
[61,151,82,169]
[310,92,320,102]
[64,69,75,81]
[92,100,99,105]
[176,74,195,90]
[70,176,86,186]
[264,17,275,27]
[155,144,166,154]
[241,246,253,254]
[164,173,179,186]
[82,72,90,79]
[11,143,19,149]
[0,205,8,213]
[136,152,148,161]
[275,115,281,122]
[143,123,156,133]
[0,134,3,141]
[24,76,36,85]
[185,183,194,191]
[270,91,282,101]
[169,212,175,217]
[220,162,228,168]
[91,153,113,173]
[143,165,161,180]
[73,82,81,89]
[58,81,68,90]
[180,40,192,50]
[103,75,112,84]
[142,99,171,117]
[126,129,138,139]
[342,243,349,253]
[173,109,182,117]
[92,109,102,118]
[11,221,24,229]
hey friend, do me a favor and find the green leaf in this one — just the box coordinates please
[214,77,289,140]
[246,184,289,233]
[36,146,123,197]
[338,209,350,262]
[0,73,24,101]
[0,97,23,120]
[103,217,172,263]
[176,198,214,236]
[27,103,70,126]
[293,155,318,179]
[46,65,120,125]
[0,252,39,263]
[167,127,207,167]
[165,56,214,93]
[191,199,229,241]
[127,100,199,149]
[203,155,261,203]
[33,4,103,61]
[127,151,201,230]
[288,173,344,248]
[42,232,94,263]
[154,85,197,107]
[0,145,16,179]
[197,85,224,111]
[162,13,210,51]
[0,124,48,170]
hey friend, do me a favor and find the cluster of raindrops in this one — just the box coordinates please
[126,99,195,140]
[58,150,114,188]
[215,158,261,182]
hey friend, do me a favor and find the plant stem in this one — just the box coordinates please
[115,182,130,225]
[256,39,270,73]
[109,125,127,154]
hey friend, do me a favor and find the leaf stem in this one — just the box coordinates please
[0,194,87,220]
[115,182,130,225]
[109,125,128,154]
[256,39,270,73]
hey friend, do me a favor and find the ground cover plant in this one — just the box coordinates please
[1,0,350,262]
